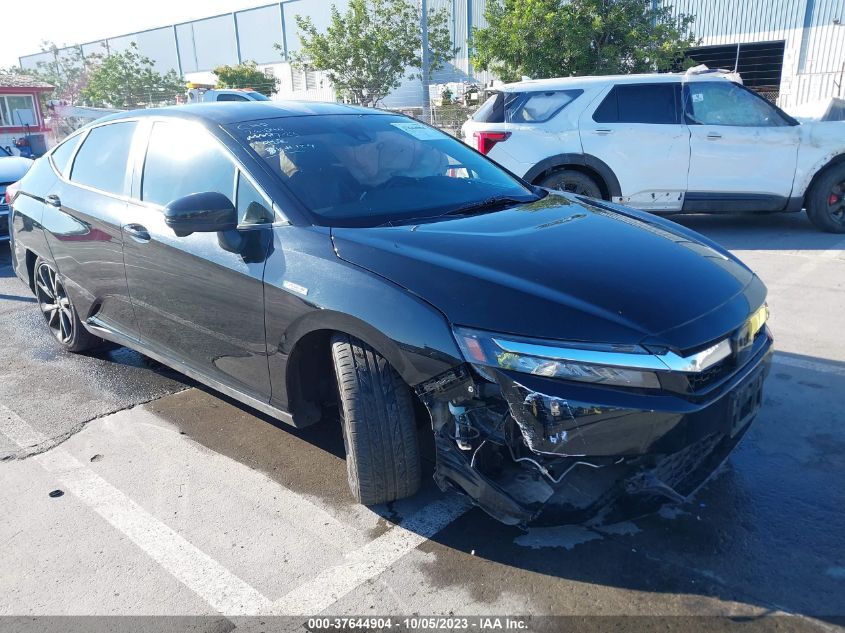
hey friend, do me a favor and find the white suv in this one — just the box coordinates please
[462,71,845,233]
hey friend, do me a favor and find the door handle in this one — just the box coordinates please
[124,223,151,243]
[595,129,613,135]
[45,194,61,208]
[706,132,722,139]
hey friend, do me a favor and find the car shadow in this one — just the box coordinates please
[668,212,845,251]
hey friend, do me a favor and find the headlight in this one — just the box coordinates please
[453,326,663,389]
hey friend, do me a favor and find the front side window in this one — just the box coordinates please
[684,81,788,127]
[227,114,537,227]
[593,83,680,124]
[0,95,37,127]
[141,120,236,206]
[70,122,137,196]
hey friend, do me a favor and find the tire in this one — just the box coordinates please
[330,333,421,505]
[806,163,845,233]
[33,257,102,352]
[538,169,603,199]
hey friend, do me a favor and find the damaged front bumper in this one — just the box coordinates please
[416,328,774,526]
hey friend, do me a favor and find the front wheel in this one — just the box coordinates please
[33,257,101,352]
[331,333,421,505]
[806,164,845,233]
[538,169,603,199]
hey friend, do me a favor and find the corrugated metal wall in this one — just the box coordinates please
[19,0,491,108]
[667,0,845,108]
[18,0,842,109]
[667,0,806,44]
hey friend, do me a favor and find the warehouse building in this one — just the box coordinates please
[18,0,845,111]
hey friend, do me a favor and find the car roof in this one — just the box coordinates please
[95,101,383,127]
[500,72,731,92]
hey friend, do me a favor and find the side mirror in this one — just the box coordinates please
[164,191,237,237]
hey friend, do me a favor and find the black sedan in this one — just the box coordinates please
[8,102,772,525]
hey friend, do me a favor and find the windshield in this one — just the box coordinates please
[226,113,536,227]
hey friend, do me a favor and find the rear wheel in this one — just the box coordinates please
[807,164,845,233]
[330,333,421,505]
[538,169,603,199]
[33,258,101,352]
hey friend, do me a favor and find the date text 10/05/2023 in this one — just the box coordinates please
[306,616,529,630]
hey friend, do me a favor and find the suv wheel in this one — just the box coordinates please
[538,169,603,199]
[330,333,421,505]
[807,164,845,233]
[34,258,101,352]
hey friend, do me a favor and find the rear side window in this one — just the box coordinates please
[593,84,680,124]
[506,90,583,123]
[70,122,137,195]
[141,120,236,206]
[50,134,83,176]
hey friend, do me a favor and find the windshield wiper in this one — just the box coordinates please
[444,194,537,217]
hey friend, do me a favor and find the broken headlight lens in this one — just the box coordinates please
[453,326,662,389]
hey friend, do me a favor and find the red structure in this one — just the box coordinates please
[0,74,53,156]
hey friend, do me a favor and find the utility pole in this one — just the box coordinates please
[420,0,431,122]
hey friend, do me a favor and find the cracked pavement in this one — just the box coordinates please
[1,211,844,629]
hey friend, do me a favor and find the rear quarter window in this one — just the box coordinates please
[50,133,83,177]
[472,93,504,123]
[506,90,583,123]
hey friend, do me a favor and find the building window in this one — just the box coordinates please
[0,95,38,127]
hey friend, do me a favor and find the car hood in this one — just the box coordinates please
[331,194,765,351]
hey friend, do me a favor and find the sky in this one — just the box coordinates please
[0,0,272,68]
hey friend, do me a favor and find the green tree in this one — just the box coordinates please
[81,43,184,109]
[33,41,96,104]
[213,61,279,96]
[472,0,697,82]
[284,0,454,106]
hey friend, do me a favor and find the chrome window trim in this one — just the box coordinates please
[491,337,733,373]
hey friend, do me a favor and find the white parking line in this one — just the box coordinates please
[271,494,470,615]
[773,354,845,378]
[0,402,470,616]
[38,448,275,615]
[0,402,272,614]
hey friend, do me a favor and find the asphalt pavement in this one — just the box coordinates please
[0,211,843,632]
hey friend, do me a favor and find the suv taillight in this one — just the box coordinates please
[473,131,510,156]
[4,181,20,205]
